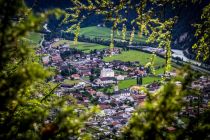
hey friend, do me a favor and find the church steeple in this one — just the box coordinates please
[114,81,119,92]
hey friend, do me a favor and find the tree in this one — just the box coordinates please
[137,76,143,85]
[89,75,95,82]
[122,67,210,140]
[192,3,210,62]
[0,0,98,139]
[61,69,70,76]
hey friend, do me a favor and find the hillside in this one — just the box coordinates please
[50,40,107,53]
[26,0,210,61]
[79,26,147,43]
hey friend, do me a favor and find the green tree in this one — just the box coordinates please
[122,67,210,140]
[192,3,210,61]
[0,0,98,139]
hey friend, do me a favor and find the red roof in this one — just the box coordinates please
[112,122,119,126]
[167,127,176,132]
[71,74,80,78]
[99,104,111,110]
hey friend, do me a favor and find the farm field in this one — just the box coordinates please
[51,40,107,53]
[79,26,147,43]
[103,50,165,67]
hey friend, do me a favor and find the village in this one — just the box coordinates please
[37,38,210,137]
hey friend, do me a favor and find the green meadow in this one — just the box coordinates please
[79,26,147,43]
[51,40,107,53]
[103,50,165,67]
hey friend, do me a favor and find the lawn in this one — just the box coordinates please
[83,76,90,81]
[51,40,70,48]
[96,76,162,92]
[51,40,107,53]
[25,32,43,45]
[79,26,147,43]
[119,79,136,89]
[103,50,165,67]
[143,77,161,85]
[115,76,162,90]
[63,79,81,85]
[98,85,114,93]
[155,68,165,75]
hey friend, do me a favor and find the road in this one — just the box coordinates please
[172,59,210,74]
[39,35,45,48]
[43,23,51,32]
[79,77,98,86]
[129,46,210,74]
[171,49,201,66]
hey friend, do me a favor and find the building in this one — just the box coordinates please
[115,75,126,81]
[51,54,63,63]
[42,55,50,65]
[114,84,119,92]
[71,74,80,80]
[100,68,114,78]
[95,77,117,85]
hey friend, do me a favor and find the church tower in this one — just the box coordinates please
[114,82,119,92]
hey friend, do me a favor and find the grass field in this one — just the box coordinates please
[155,68,165,75]
[51,40,70,48]
[103,50,165,66]
[143,77,161,85]
[98,85,114,93]
[63,79,81,85]
[51,40,107,53]
[119,79,136,89]
[79,26,147,43]
[25,32,43,45]
[118,77,161,89]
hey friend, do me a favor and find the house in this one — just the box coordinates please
[100,68,114,78]
[115,75,127,81]
[113,90,131,98]
[135,70,146,76]
[95,77,117,85]
[104,109,116,115]
[42,55,50,65]
[51,54,63,63]
[54,38,60,42]
[125,107,134,112]
[99,104,111,110]
[71,74,80,80]
[78,67,91,76]
[54,75,64,82]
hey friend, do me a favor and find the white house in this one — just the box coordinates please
[42,55,50,65]
[125,107,134,112]
[95,77,116,85]
[100,68,114,78]
[115,75,127,81]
